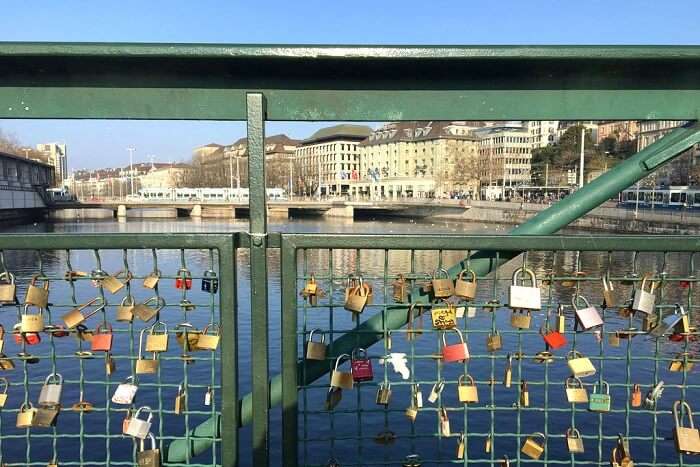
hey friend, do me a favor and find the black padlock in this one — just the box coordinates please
[201,270,219,293]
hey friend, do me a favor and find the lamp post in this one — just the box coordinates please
[126,147,135,195]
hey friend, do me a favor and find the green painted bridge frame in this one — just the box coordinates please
[3,43,700,466]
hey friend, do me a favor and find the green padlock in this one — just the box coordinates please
[589,380,611,412]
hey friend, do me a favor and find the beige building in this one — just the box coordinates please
[355,121,481,199]
[294,125,372,196]
[475,123,533,199]
[526,121,560,148]
[597,120,639,144]
[138,164,191,189]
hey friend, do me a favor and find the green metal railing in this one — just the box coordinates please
[3,43,700,466]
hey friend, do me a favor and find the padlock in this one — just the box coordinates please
[456,433,465,459]
[406,305,423,341]
[325,386,342,410]
[0,377,8,407]
[0,272,17,305]
[486,330,502,352]
[350,348,373,382]
[632,273,657,315]
[13,322,40,345]
[521,432,546,459]
[556,304,566,333]
[175,323,201,361]
[137,433,161,467]
[344,283,368,314]
[136,328,159,375]
[125,406,154,439]
[38,373,63,407]
[573,295,604,331]
[602,276,616,308]
[105,354,116,376]
[644,381,665,409]
[466,306,477,318]
[146,322,168,353]
[33,405,60,428]
[439,407,451,436]
[16,402,36,428]
[458,374,478,403]
[541,326,567,350]
[669,352,695,372]
[412,383,423,408]
[674,400,700,454]
[405,404,418,422]
[402,454,422,467]
[500,455,510,467]
[175,268,192,290]
[112,376,139,405]
[174,383,187,415]
[117,295,135,322]
[520,380,530,407]
[589,380,611,412]
[0,354,14,371]
[330,354,353,390]
[509,267,541,310]
[91,323,113,352]
[201,270,219,293]
[303,274,318,296]
[196,324,220,351]
[392,274,408,303]
[363,281,373,305]
[641,313,658,332]
[428,379,444,403]
[630,384,642,407]
[504,354,513,388]
[21,304,45,333]
[48,457,59,467]
[432,268,454,298]
[375,383,391,405]
[122,408,133,434]
[0,324,4,353]
[204,386,213,406]
[441,329,469,363]
[565,376,588,403]
[25,275,49,307]
[431,301,457,330]
[143,270,161,289]
[71,390,94,412]
[611,434,633,466]
[62,297,104,328]
[455,268,477,300]
[648,304,687,339]
[485,435,492,453]
[510,309,532,329]
[567,350,596,378]
[101,270,131,294]
[133,296,165,323]
[306,329,327,360]
[608,331,621,347]
[566,427,584,453]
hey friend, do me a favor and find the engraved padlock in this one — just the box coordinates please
[632,273,657,315]
[112,376,139,405]
[137,433,161,467]
[572,295,604,331]
[305,328,327,361]
[375,382,392,405]
[0,272,17,305]
[344,279,368,314]
[673,400,700,454]
[432,268,454,298]
[588,380,611,412]
[61,297,104,328]
[521,432,546,459]
[486,330,502,352]
[136,328,159,375]
[38,373,63,407]
[142,270,161,289]
[457,374,479,403]
[509,267,541,310]
[125,406,154,439]
[455,268,477,300]
[566,427,584,453]
[21,304,45,333]
[510,309,532,329]
[441,329,469,363]
[201,270,219,293]
[431,301,457,330]
[145,322,168,353]
[117,295,135,322]
[330,354,353,390]
[350,348,373,382]
[25,274,49,308]
[195,323,220,351]
[133,296,165,323]
[648,303,686,339]
[565,376,588,403]
[567,350,596,378]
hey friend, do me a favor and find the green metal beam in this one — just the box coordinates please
[3,43,700,120]
[166,122,700,462]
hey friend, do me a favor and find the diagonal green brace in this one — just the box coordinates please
[166,121,700,462]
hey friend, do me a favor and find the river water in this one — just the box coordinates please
[0,218,698,466]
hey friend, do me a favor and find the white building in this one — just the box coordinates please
[36,143,67,186]
[526,121,560,148]
[474,122,533,198]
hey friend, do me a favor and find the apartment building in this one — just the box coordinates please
[36,142,67,186]
[474,122,532,199]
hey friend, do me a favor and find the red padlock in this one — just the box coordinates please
[541,327,567,350]
[91,323,113,352]
[12,324,40,345]
[350,348,373,382]
[442,329,469,363]
[680,280,691,289]
[175,268,192,290]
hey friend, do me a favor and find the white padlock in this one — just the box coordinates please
[509,267,541,310]
[125,406,153,439]
[112,376,139,405]
[572,295,604,331]
[632,274,657,315]
[38,373,63,407]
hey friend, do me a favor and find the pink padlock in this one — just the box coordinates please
[350,348,373,382]
[442,329,470,363]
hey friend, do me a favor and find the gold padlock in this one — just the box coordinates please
[174,383,187,415]
[133,296,165,322]
[375,383,391,405]
[116,295,135,322]
[457,374,478,403]
[485,435,492,453]
[33,405,60,427]
[143,270,161,289]
[0,354,15,371]
[136,328,159,374]
[454,268,477,300]
[567,350,596,378]
[21,304,45,333]
[330,354,353,390]
[669,352,695,372]
[106,354,116,375]
[344,282,368,314]
[511,309,532,329]
[392,274,408,303]
[566,427,584,453]
[556,304,566,333]
[602,275,616,308]
[303,274,318,296]
[0,271,17,305]
[456,433,465,459]
[100,270,131,294]
[486,330,502,352]
[405,404,418,422]
[196,324,221,351]
[565,376,588,403]
[504,353,513,388]
[673,400,700,454]
[62,297,104,328]
[16,402,36,428]
[521,432,546,459]
[25,274,49,307]
[306,328,327,360]
[431,301,457,330]
[145,321,169,353]
[520,380,530,407]
[0,377,8,407]
[432,268,454,298]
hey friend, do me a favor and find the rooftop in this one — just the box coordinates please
[301,124,373,145]
[361,121,480,146]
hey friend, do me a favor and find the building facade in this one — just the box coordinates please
[36,143,67,186]
[138,164,192,189]
[526,121,560,148]
[596,120,639,144]
[637,120,698,186]
[355,121,481,199]
[475,123,533,199]
[294,125,372,196]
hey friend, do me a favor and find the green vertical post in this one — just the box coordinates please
[220,236,239,467]
[281,237,299,466]
[247,93,270,466]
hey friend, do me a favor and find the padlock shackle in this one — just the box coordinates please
[566,427,581,438]
[30,273,50,290]
[531,432,546,442]
[458,374,475,386]
[134,405,154,422]
[351,347,367,361]
[602,275,614,291]
[123,375,138,385]
[149,321,168,335]
[0,271,15,284]
[333,353,350,371]
[441,328,465,347]
[571,294,591,310]
[203,269,217,278]
[95,323,113,334]
[457,268,476,282]
[512,267,537,287]
[202,323,220,336]
[0,376,8,393]
[675,303,687,315]
[23,303,44,315]
[594,380,609,394]
[433,268,450,279]
[673,399,696,429]
[144,296,166,310]
[308,328,325,344]
[120,295,135,306]
[177,268,192,278]
[139,432,157,452]
[44,372,63,385]
[567,350,584,360]
[565,376,584,389]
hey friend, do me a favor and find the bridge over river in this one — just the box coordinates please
[0,151,54,221]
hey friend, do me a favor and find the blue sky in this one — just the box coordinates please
[1,0,698,170]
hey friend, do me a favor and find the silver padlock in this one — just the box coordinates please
[125,406,153,439]
[572,295,603,331]
[509,267,541,310]
[112,376,139,405]
[38,373,63,407]
[648,304,686,339]
[632,274,657,315]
